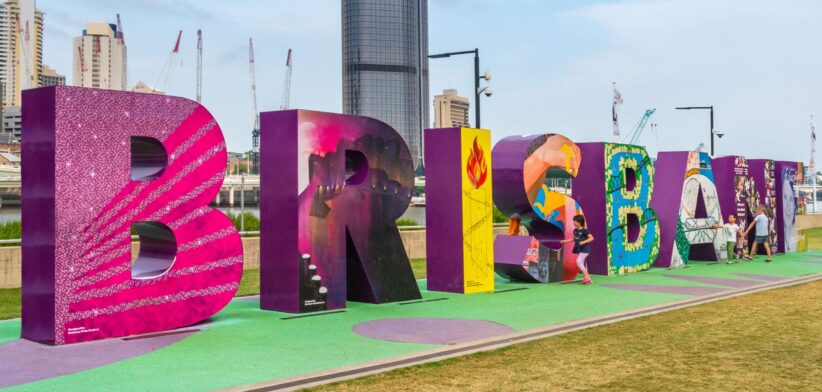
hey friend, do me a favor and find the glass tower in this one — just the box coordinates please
[342,0,429,167]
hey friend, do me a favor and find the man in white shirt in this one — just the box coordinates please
[744,205,773,262]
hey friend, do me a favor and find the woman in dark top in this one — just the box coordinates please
[561,215,594,284]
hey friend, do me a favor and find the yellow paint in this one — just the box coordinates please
[460,128,494,294]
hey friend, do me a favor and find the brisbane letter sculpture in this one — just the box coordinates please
[20,86,802,344]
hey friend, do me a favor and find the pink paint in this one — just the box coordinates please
[22,86,243,345]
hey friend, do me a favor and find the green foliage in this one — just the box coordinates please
[0,220,20,240]
[0,221,21,246]
[492,206,509,224]
[0,288,20,320]
[396,218,419,227]
[225,212,261,233]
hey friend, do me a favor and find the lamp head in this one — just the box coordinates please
[478,87,493,97]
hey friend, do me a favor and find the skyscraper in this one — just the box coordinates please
[0,0,43,107]
[342,0,429,166]
[433,89,470,128]
[73,22,127,91]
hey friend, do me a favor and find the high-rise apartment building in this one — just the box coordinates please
[0,0,43,107]
[40,64,65,86]
[342,0,429,166]
[433,89,470,128]
[73,22,127,90]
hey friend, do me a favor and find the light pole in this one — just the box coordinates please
[675,106,723,155]
[428,49,492,128]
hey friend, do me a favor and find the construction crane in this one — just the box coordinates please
[77,46,87,74]
[623,108,656,146]
[115,13,127,87]
[115,13,125,45]
[249,38,260,174]
[279,49,292,110]
[14,14,34,89]
[196,30,203,103]
[156,30,183,93]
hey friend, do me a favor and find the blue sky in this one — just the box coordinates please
[38,0,822,162]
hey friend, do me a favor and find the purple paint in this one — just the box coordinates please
[731,273,786,282]
[491,135,541,220]
[662,274,762,288]
[573,143,607,275]
[424,128,466,293]
[352,318,515,345]
[602,284,728,296]
[21,87,56,344]
[494,235,541,283]
[0,329,196,387]
[652,151,690,267]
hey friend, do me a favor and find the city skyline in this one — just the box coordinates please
[28,0,822,163]
[0,0,44,107]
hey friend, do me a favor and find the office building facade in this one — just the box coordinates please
[0,0,44,107]
[73,22,127,90]
[342,0,429,165]
[433,89,470,128]
[40,64,65,86]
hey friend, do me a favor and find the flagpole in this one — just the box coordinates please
[612,82,621,142]
[812,115,817,214]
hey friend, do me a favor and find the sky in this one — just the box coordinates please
[37,0,822,162]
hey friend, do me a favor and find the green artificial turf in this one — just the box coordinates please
[0,252,818,391]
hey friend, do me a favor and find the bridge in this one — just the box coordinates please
[0,172,259,208]
[215,175,260,207]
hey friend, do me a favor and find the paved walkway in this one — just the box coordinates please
[1,252,820,391]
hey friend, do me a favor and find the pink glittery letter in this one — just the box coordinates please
[22,86,243,345]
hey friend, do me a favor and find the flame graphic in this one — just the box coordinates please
[466,136,488,189]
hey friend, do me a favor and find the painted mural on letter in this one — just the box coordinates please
[604,144,660,275]
[676,151,728,265]
[492,133,583,283]
[259,110,421,314]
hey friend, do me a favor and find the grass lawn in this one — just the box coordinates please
[410,258,425,280]
[0,288,19,320]
[236,268,260,297]
[311,280,822,392]
[804,227,822,249]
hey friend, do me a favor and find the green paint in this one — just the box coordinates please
[675,219,690,265]
[1,253,819,391]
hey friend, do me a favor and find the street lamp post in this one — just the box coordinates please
[429,49,491,128]
[675,106,720,155]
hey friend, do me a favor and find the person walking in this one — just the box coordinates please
[744,205,773,262]
[561,215,594,284]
